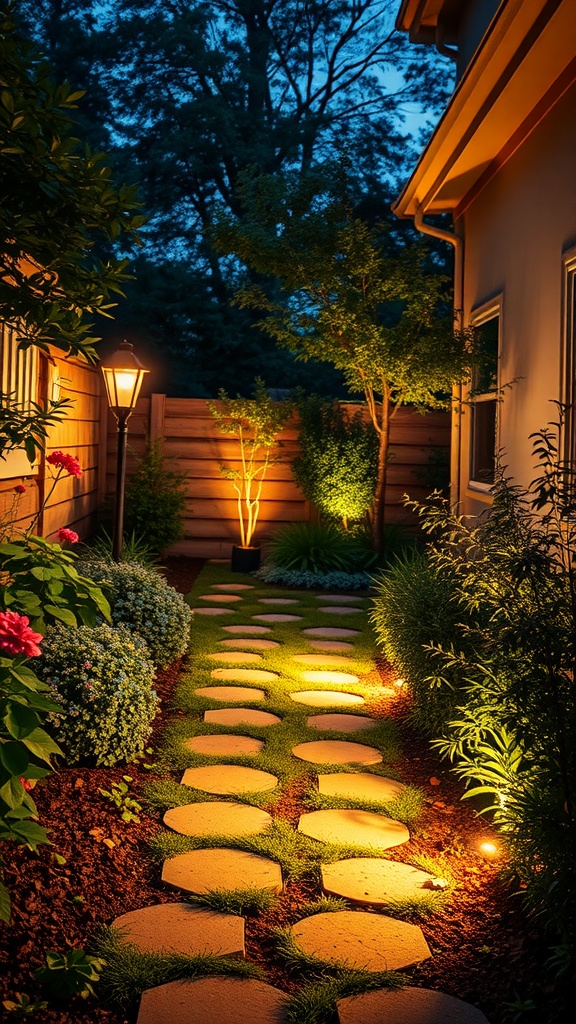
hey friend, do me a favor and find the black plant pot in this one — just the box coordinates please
[231,544,261,573]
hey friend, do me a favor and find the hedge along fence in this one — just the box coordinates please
[103,395,450,559]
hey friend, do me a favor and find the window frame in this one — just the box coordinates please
[0,322,39,480]
[467,300,501,493]
[561,247,576,473]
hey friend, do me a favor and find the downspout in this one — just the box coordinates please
[413,204,464,509]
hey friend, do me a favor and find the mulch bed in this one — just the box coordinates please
[0,557,560,1022]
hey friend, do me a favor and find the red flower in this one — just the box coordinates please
[19,777,32,792]
[14,484,26,494]
[0,610,43,658]
[57,527,80,545]
[46,451,82,479]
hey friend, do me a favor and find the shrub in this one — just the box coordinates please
[265,521,374,575]
[76,558,192,668]
[255,564,371,590]
[40,622,158,766]
[123,439,187,554]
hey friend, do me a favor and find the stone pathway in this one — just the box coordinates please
[128,574,491,1024]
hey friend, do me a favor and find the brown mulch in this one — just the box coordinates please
[0,557,561,1022]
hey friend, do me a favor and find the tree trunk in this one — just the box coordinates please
[372,388,390,552]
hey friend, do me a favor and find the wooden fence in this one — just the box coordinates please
[104,395,450,559]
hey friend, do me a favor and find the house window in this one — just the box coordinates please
[562,250,576,471]
[0,322,39,479]
[469,311,499,488]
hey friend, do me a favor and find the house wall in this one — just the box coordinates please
[104,397,451,558]
[457,75,576,515]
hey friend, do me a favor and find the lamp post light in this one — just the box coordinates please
[100,341,149,561]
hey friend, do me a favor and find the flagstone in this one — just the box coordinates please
[161,848,283,897]
[309,640,354,652]
[198,593,243,603]
[211,668,279,683]
[207,651,264,663]
[194,686,266,703]
[297,809,409,850]
[293,654,353,667]
[223,624,272,634]
[336,987,492,1024]
[184,734,264,756]
[302,627,360,638]
[301,670,360,686]
[181,764,278,795]
[315,594,364,603]
[307,714,377,732]
[292,740,382,765]
[219,638,280,650]
[290,691,365,707]
[191,607,236,616]
[252,613,302,622]
[137,977,290,1024]
[318,773,405,802]
[163,801,271,837]
[321,858,437,906]
[258,597,299,604]
[317,606,363,615]
[211,583,254,591]
[112,903,245,958]
[205,708,281,727]
[291,910,430,972]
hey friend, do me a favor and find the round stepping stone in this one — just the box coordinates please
[258,597,299,605]
[303,627,360,638]
[290,691,365,707]
[211,583,254,591]
[298,809,409,850]
[316,594,364,603]
[293,653,353,668]
[219,638,279,650]
[205,708,281,727]
[309,640,354,652]
[182,764,278,795]
[223,624,271,635]
[211,668,278,683]
[185,734,264,756]
[336,987,492,1024]
[198,593,243,603]
[307,714,376,732]
[163,801,272,837]
[207,651,264,663]
[137,977,290,1024]
[252,613,302,622]
[301,670,360,686]
[191,607,236,616]
[321,858,437,906]
[112,904,244,957]
[292,740,382,766]
[291,910,430,972]
[162,848,283,896]
[194,686,266,703]
[318,773,405,802]
[318,606,362,615]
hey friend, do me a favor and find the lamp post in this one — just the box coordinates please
[100,341,149,561]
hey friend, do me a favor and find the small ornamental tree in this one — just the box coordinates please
[208,379,292,549]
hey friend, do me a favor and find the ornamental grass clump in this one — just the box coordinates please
[76,558,192,668]
[40,622,158,766]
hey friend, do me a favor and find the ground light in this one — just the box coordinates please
[100,341,149,561]
[479,841,499,861]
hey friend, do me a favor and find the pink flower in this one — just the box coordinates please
[14,484,26,494]
[57,527,80,545]
[46,451,82,479]
[0,610,43,658]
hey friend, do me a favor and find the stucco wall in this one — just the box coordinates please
[457,75,576,515]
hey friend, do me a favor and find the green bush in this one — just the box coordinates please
[265,520,375,575]
[292,396,378,529]
[76,558,192,668]
[40,622,158,766]
[255,564,370,590]
[123,439,187,553]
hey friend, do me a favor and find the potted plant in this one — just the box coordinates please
[208,379,292,571]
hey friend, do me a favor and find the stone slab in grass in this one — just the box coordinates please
[298,809,409,850]
[207,652,264,664]
[252,613,302,623]
[112,903,244,957]
[318,772,405,803]
[258,597,299,604]
[336,987,492,1024]
[211,583,254,591]
[291,910,430,972]
[292,740,382,765]
[315,594,364,604]
[137,977,290,1024]
[317,606,363,615]
[162,848,283,897]
[198,593,243,603]
[205,708,281,727]
[194,686,266,703]
[301,670,360,686]
[222,624,272,635]
[321,858,437,906]
[191,607,236,616]
[182,764,278,795]
[307,714,377,732]
[219,638,280,650]
[308,640,354,652]
[163,801,271,837]
[290,690,365,707]
[293,654,353,668]
[184,734,264,757]
[302,627,360,638]
[211,668,279,683]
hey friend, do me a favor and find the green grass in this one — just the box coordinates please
[285,970,407,1024]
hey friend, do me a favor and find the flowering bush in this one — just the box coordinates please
[57,527,79,545]
[0,609,43,657]
[46,450,82,479]
[77,558,192,667]
[39,622,158,766]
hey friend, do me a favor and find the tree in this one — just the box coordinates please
[216,170,475,548]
